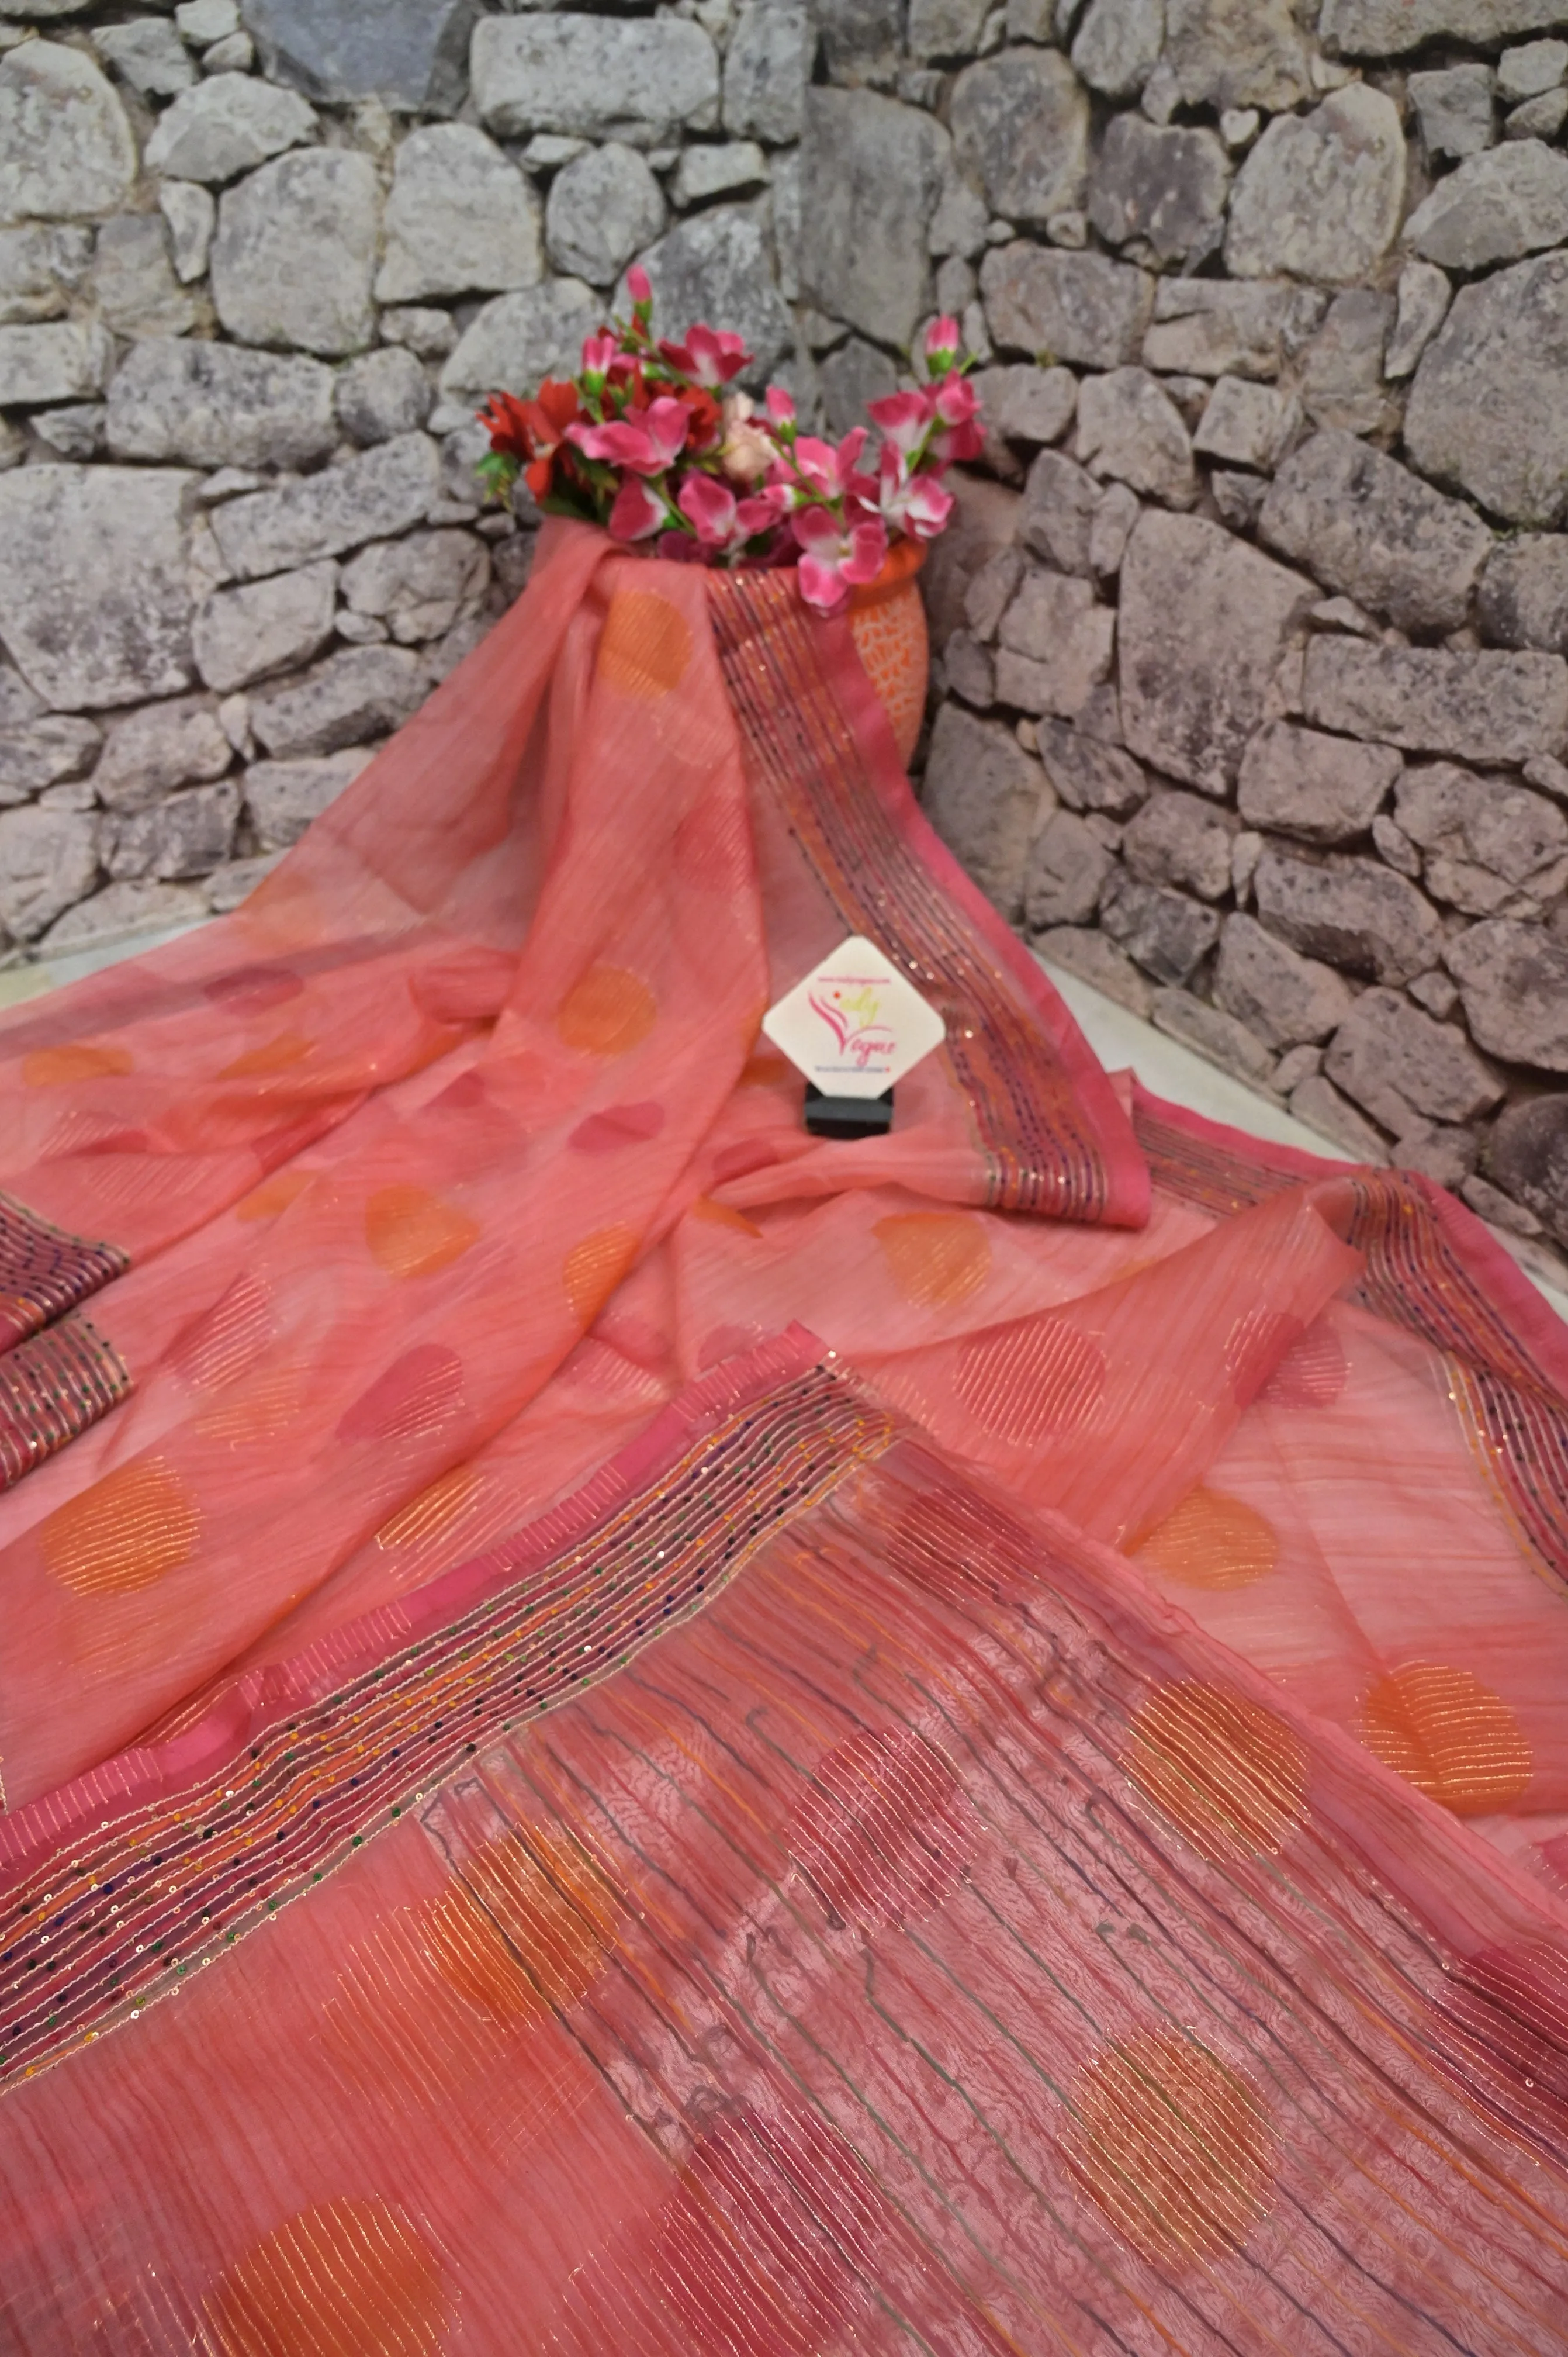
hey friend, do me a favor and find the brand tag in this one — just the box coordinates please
[761,935,946,1102]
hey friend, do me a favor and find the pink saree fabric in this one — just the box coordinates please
[2,525,1568,2351]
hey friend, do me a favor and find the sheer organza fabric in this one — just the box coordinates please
[1,526,1567,2351]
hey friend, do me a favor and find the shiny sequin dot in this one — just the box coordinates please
[365,1186,480,1281]
[1136,1488,1280,1592]
[41,1457,202,1600]
[1123,1679,1309,1864]
[1065,2030,1278,2274]
[206,2198,451,2357]
[874,1212,992,1309]
[597,590,693,700]
[556,966,658,1058]
[1361,1662,1533,1817]
[564,1224,639,1326]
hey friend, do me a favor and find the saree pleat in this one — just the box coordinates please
[2,525,1568,2351]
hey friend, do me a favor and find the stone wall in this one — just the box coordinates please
[2,0,1568,1277]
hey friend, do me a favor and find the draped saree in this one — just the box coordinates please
[2,521,1568,2352]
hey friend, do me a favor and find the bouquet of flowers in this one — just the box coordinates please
[476,267,982,613]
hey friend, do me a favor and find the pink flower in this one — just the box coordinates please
[609,477,667,541]
[877,444,954,540]
[793,503,888,611]
[569,395,691,475]
[580,331,618,383]
[626,265,652,307]
[788,428,875,503]
[678,473,788,552]
[930,374,984,463]
[679,471,741,548]
[765,385,797,431]
[657,323,752,388]
[866,388,937,457]
[924,314,963,376]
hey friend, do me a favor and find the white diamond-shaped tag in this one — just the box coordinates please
[761,935,946,1101]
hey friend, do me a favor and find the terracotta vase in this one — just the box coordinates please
[845,538,929,769]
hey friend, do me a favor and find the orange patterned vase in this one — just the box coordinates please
[846,538,930,769]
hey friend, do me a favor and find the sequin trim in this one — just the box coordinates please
[711,572,1113,1217]
[0,1191,127,1355]
[0,1361,894,2090]
[0,1315,131,1493]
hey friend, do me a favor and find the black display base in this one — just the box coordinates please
[804,1083,894,1141]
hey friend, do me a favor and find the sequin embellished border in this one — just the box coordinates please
[1135,1104,1568,1596]
[0,1315,131,1494]
[0,1361,894,2092]
[0,1191,127,1357]
[711,573,1114,1219]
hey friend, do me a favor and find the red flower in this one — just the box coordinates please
[671,382,722,451]
[478,378,582,499]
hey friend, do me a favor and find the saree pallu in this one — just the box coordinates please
[2,524,1568,2351]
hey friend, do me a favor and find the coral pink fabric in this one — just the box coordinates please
[2,527,1568,2349]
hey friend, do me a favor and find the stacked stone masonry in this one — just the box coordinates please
[1,0,1568,1278]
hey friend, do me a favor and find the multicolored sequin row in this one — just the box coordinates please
[711,572,1115,1219]
[0,1193,126,1357]
[0,1315,131,1492]
[0,1361,895,2090]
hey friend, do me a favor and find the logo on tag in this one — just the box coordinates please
[761,935,946,1101]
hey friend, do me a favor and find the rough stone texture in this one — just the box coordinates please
[1214,912,1355,1047]
[102,782,240,884]
[143,72,316,184]
[340,530,488,645]
[1395,761,1568,900]
[211,148,380,358]
[1226,88,1406,286]
[1072,0,1164,100]
[1301,639,1568,765]
[981,244,1154,371]
[1408,65,1496,161]
[0,223,90,325]
[93,18,196,100]
[1325,987,1501,1128]
[621,207,794,387]
[0,320,112,406]
[1480,537,1568,652]
[1036,923,1154,1015]
[241,0,482,115]
[336,348,432,447]
[970,365,1077,451]
[819,338,899,440]
[1087,115,1230,264]
[249,645,425,761]
[1259,431,1492,637]
[244,746,375,851]
[0,466,198,710]
[1296,290,1396,438]
[1405,141,1568,272]
[1100,868,1220,985]
[724,0,809,144]
[0,714,100,805]
[378,126,542,305]
[1033,718,1150,817]
[0,40,136,223]
[1487,1095,1568,1247]
[1119,510,1311,796]
[92,213,197,338]
[1321,0,1568,56]
[1074,369,1196,506]
[107,340,336,469]
[1189,378,1296,474]
[94,695,232,813]
[1165,0,1310,112]
[1446,920,1568,1072]
[193,562,338,695]
[0,803,99,941]
[1252,849,1443,984]
[546,144,664,289]
[1141,276,1325,382]
[951,49,1088,227]
[439,281,597,419]
[1384,260,1452,382]
[922,701,1045,921]
[800,91,947,348]
[1237,721,1401,845]
[472,15,719,147]
[1123,789,1235,900]
[1404,255,1568,530]
[1152,986,1277,1085]
[210,433,439,579]
[995,567,1115,718]
[1024,807,1113,928]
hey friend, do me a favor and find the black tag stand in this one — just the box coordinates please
[804,1083,894,1141]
